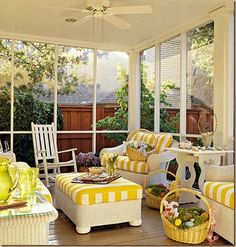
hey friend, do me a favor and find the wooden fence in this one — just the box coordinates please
[57,104,213,160]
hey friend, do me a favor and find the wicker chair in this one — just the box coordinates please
[100,129,178,188]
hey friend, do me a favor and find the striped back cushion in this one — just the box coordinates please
[155,133,173,153]
[132,132,157,147]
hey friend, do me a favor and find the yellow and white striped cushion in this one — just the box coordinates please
[132,132,157,147]
[56,173,142,206]
[101,155,149,174]
[115,156,149,174]
[203,182,234,209]
[155,133,173,153]
[37,180,53,204]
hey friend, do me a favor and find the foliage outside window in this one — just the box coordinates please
[186,22,214,135]
[96,51,129,147]
[0,39,130,164]
[140,47,155,131]
[160,36,181,133]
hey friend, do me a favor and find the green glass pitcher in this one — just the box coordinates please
[0,157,19,203]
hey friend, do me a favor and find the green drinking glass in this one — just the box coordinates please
[29,168,39,194]
[18,169,32,200]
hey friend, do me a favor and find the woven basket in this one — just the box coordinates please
[126,144,155,162]
[126,129,157,162]
[160,188,212,244]
[144,170,180,209]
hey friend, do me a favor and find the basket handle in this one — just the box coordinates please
[160,188,212,231]
[144,169,180,189]
[198,112,217,135]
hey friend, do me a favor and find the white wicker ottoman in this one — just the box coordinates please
[55,173,143,234]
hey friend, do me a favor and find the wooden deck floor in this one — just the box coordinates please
[48,186,231,246]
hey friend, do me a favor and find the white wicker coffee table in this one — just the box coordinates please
[55,173,142,234]
[0,192,58,245]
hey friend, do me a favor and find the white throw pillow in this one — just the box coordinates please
[205,164,234,182]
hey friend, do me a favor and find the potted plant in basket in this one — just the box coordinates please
[76,152,101,172]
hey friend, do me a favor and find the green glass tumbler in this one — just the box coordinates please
[18,169,32,199]
[29,168,39,194]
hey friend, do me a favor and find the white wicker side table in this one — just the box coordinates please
[0,193,58,245]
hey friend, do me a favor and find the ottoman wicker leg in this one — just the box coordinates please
[129,219,142,226]
[76,226,91,234]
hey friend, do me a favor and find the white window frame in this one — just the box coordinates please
[139,20,218,142]
[0,41,129,154]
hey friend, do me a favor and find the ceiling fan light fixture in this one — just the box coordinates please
[86,0,110,11]
[65,17,77,23]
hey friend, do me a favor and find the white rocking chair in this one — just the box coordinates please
[31,122,77,187]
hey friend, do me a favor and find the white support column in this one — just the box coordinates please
[92,50,97,153]
[10,40,14,152]
[209,6,234,163]
[180,32,187,141]
[154,43,160,133]
[54,45,58,133]
[128,51,140,131]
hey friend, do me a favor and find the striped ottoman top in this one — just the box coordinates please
[56,173,143,206]
[203,182,234,209]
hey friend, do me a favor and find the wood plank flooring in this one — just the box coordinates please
[48,185,231,246]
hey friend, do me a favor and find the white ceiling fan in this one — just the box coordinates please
[49,0,153,30]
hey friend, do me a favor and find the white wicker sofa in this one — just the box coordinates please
[100,129,177,188]
[200,165,234,244]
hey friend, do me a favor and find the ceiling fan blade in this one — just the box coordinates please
[103,15,131,30]
[47,6,89,13]
[107,5,153,15]
[76,15,93,25]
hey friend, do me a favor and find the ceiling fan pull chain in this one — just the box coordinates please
[93,14,95,36]
[102,15,104,41]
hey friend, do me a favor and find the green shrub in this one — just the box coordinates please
[0,87,63,165]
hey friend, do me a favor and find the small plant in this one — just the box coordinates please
[76,152,101,167]
[103,153,118,176]
[163,200,209,229]
[147,184,169,197]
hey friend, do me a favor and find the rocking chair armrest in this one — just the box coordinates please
[58,148,77,154]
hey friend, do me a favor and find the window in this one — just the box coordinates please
[0,39,129,164]
[186,22,214,135]
[96,51,129,152]
[160,36,181,133]
[0,39,11,132]
[140,47,155,131]
[57,46,93,131]
[14,41,55,131]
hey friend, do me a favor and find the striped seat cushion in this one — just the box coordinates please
[116,156,149,174]
[101,155,149,174]
[56,173,142,206]
[203,182,234,209]
[155,133,173,153]
[37,180,53,204]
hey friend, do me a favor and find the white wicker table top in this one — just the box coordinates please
[0,192,55,218]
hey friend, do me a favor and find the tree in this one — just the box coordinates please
[190,22,214,81]
[96,64,179,143]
